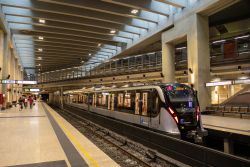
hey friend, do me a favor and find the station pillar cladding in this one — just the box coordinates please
[0,29,24,107]
[162,43,175,83]
[162,14,211,111]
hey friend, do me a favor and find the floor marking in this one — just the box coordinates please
[7,160,67,167]
[43,104,100,167]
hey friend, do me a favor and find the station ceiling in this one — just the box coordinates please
[0,0,188,75]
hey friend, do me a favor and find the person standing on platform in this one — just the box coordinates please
[24,97,28,109]
[18,97,23,111]
[28,96,34,109]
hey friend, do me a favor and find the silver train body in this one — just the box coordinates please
[65,83,207,142]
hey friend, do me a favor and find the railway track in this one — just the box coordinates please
[52,106,176,167]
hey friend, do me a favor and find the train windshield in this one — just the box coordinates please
[163,84,197,113]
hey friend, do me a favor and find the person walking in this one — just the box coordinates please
[28,96,34,109]
[18,97,23,111]
[24,97,28,109]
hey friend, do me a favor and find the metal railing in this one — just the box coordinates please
[37,39,250,83]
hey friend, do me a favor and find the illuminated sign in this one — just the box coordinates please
[30,89,40,92]
[234,79,250,85]
[1,80,15,84]
[22,81,37,84]
[0,80,37,85]
[206,81,232,87]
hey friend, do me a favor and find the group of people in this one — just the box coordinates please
[18,96,35,111]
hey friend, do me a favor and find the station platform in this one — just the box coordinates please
[202,115,250,136]
[0,102,119,167]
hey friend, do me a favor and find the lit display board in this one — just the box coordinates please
[206,81,232,87]
[1,80,37,85]
[234,79,250,85]
[30,89,40,92]
[1,80,16,84]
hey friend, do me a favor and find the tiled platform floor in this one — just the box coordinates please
[0,102,119,167]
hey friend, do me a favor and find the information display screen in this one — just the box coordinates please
[1,80,37,85]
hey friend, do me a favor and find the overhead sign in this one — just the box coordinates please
[30,89,40,92]
[1,80,16,84]
[1,80,37,85]
[206,81,232,87]
[234,79,250,85]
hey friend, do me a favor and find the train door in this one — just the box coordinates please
[149,89,160,129]
[111,93,115,111]
[108,94,111,110]
[92,93,97,107]
[139,91,150,127]
[135,93,140,114]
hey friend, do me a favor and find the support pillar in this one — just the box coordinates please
[187,14,211,111]
[162,43,175,83]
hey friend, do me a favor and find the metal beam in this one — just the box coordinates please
[10,23,132,43]
[38,0,159,23]
[7,18,138,39]
[11,29,125,46]
[4,8,144,34]
[154,0,187,8]
[1,0,153,29]
[13,37,119,51]
[102,0,171,16]
[15,43,113,54]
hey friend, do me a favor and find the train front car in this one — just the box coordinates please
[161,83,207,143]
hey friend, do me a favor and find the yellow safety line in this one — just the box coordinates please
[45,105,100,167]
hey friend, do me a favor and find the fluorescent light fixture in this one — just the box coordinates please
[235,79,250,84]
[131,9,139,14]
[176,47,187,50]
[38,36,44,40]
[234,35,249,40]
[39,19,46,23]
[110,30,116,34]
[38,48,43,52]
[212,39,226,44]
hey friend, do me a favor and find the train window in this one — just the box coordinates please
[142,92,148,116]
[108,94,111,110]
[111,93,115,111]
[97,93,102,106]
[150,89,160,117]
[93,93,97,107]
[118,93,124,107]
[135,93,140,114]
[102,93,107,105]
[124,93,131,108]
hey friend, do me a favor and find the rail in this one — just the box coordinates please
[63,103,250,167]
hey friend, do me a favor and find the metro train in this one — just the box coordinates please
[65,83,207,142]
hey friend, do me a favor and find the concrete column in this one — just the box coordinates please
[162,43,175,83]
[187,14,211,111]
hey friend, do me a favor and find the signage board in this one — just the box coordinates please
[206,81,232,87]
